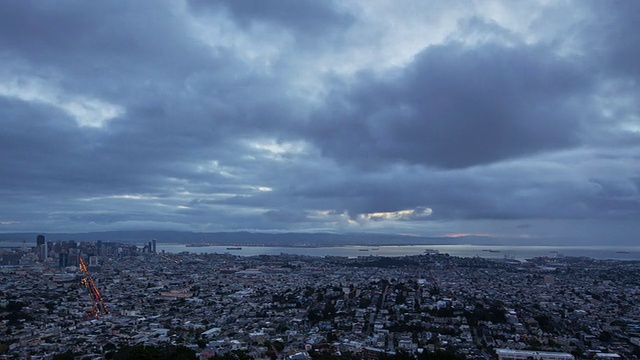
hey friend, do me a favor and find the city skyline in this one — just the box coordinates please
[0,1,639,244]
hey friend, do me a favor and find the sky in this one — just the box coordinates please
[0,1,639,245]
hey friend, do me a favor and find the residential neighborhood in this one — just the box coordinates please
[1,241,639,360]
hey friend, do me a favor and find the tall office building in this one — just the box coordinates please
[59,253,69,268]
[68,248,79,267]
[36,234,47,260]
[152,239,157,253]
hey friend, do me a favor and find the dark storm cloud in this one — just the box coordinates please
[0,97,105,191]
[0,94,219,198]
[187,0,354,36]
[0,1,213,85]
[263,210,310,223]
[586,1,640,78]
[234,156,640,224]
[0,1,639,241]
[0,0,299,192]
[0,0,294,147]
[309,40,591,169]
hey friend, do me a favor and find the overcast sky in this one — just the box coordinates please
[0,1,638,244]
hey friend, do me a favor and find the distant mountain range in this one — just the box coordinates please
[0,230,510,246]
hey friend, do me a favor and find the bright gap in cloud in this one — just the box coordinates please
[310,210,358,226]
[179,2,291,72]
[443,233,492,238]
[0,221,20,225]
[0,77,124,128]
[197,160,236,177]
[80,194,157,201]
[246,139,309,160]
[359,208,433,221]
[621,121,640,133]
[443,233,533,239]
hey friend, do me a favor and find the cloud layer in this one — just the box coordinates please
[0,0,639,244]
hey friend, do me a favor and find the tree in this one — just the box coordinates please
[598,331,613,342]
[209,350,253,360]
[52,350,75,360]
[173,345,198,360]
[272,341,285,352]
[323,301,336,319]
[113,344,197,360]
[416,348,466,360]
[127,344,164,360]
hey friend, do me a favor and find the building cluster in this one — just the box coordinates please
[0,237,639,360]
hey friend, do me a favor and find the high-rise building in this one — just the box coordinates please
[495,349,574,360]
[152,239,157,253]
[36,234,47,261]
[59,253,69,268]
[68,249,79,267]
[1,253,22,266]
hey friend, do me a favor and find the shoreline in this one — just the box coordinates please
[157,243,640,261]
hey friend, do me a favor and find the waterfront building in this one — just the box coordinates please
[495,349,574,360]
